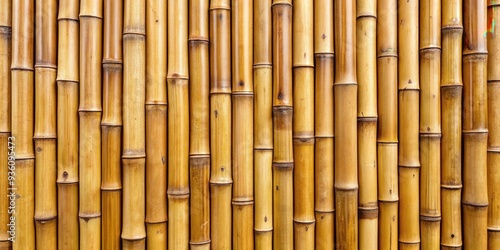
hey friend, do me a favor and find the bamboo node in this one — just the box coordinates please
[189,240,211,245]
[420,215,441,222]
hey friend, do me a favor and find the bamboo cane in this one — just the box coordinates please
[314,0,335,248]
[419,0,442,248]
[253,0,273,249]
[440,0,463,248]
[11,0,35,248]
[488,1,500,248]
[463,0,489,248]
[101,0,123,249]
[357,0,378,248]
[292,0,315,248]
[167,0,190,249]
[232,1,254,248]
[79,1,102,248]
[398,0,420,248]
[56,0,80,248]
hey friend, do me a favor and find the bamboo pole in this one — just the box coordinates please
[253,0,273,249]
[463,0,489,248]
[314,0,335,248]
[57,0,80,248]
[101,0,123,249]
[79,1,102,248]
[357,0,378,248]
[11,0,35,248]
[488,1,500,248]
[167,0,190,249]
[440,0,463,248]
[232,0,254,249]
[398,0,420,248]
[292,0,315,248]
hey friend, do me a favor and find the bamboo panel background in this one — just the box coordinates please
[0,0,499,249]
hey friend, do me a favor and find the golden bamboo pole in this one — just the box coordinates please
[232,0,254,249]
[56,0,80,248]
[11,0,35,248]
[79,1,102,248]
[314,0,335,248]
[101,0,123,249]
[253,0,273,249]
[463,0,488,248]
[357,0,378,248]
[440,1,463,248]
[167,0,190,249]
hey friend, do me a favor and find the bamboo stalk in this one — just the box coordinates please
[167,0,190,249]
[398,0,420,248]
[57,0,80,248]
[463,0,489,248]
[79,1,102,248]
[440,0,463,248]
[356,0,378,248]
[253,0,273,249]
[11,0,35,248]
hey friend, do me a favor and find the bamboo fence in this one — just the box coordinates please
[0,1,498,249]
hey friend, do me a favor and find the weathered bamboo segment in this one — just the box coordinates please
[253,0,273,249]
[101,0,123,249]
[11,0,35,248]
[398,0,420,248]
[57,0,80,248]
[488,1,500,248]
[145,0,168,249]
[356,0,378,248]
[314,0,335,248]
[168,0,190,249]
[376,0,398,248]
[463,0,489,248]
[440,0,463,248]
[419,0,442,248]
[79,1,102,248]
[334,0,358,248]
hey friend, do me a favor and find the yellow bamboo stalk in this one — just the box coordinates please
[253,0,273,249]
[79,1,102,248]
[463,0,488,248]
[56,0,80,248]
[11,0,35,248]
[440,0,463,248]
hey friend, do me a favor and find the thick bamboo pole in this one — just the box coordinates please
[101,0,123,249]
[11,0,35,248]
[167,0,190,249]
[253,0,273,249]
[398,0,420,248]
[334,0,358,248]
[145,0,168,249]
[56,0,80,248]
[356,0,378,248]
[419,0,441,248]
[314,1,335,249]
[463,0,488,248]
[440,0,463,248]
[79,1,102,248]
[292,0,315,248]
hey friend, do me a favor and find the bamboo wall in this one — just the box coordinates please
[0,0,498,249]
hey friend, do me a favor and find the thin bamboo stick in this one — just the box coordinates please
[440,0,463,248]
[56,0,80,248]
[314,0,335,248]
[145,0,168,249]
[398,0,420,248]
[79,1,102,248]
[253,0,273,249]
[11,0,35,248]
[356,0,378,248]
[463,0,489,248]
[168,0,190,249]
